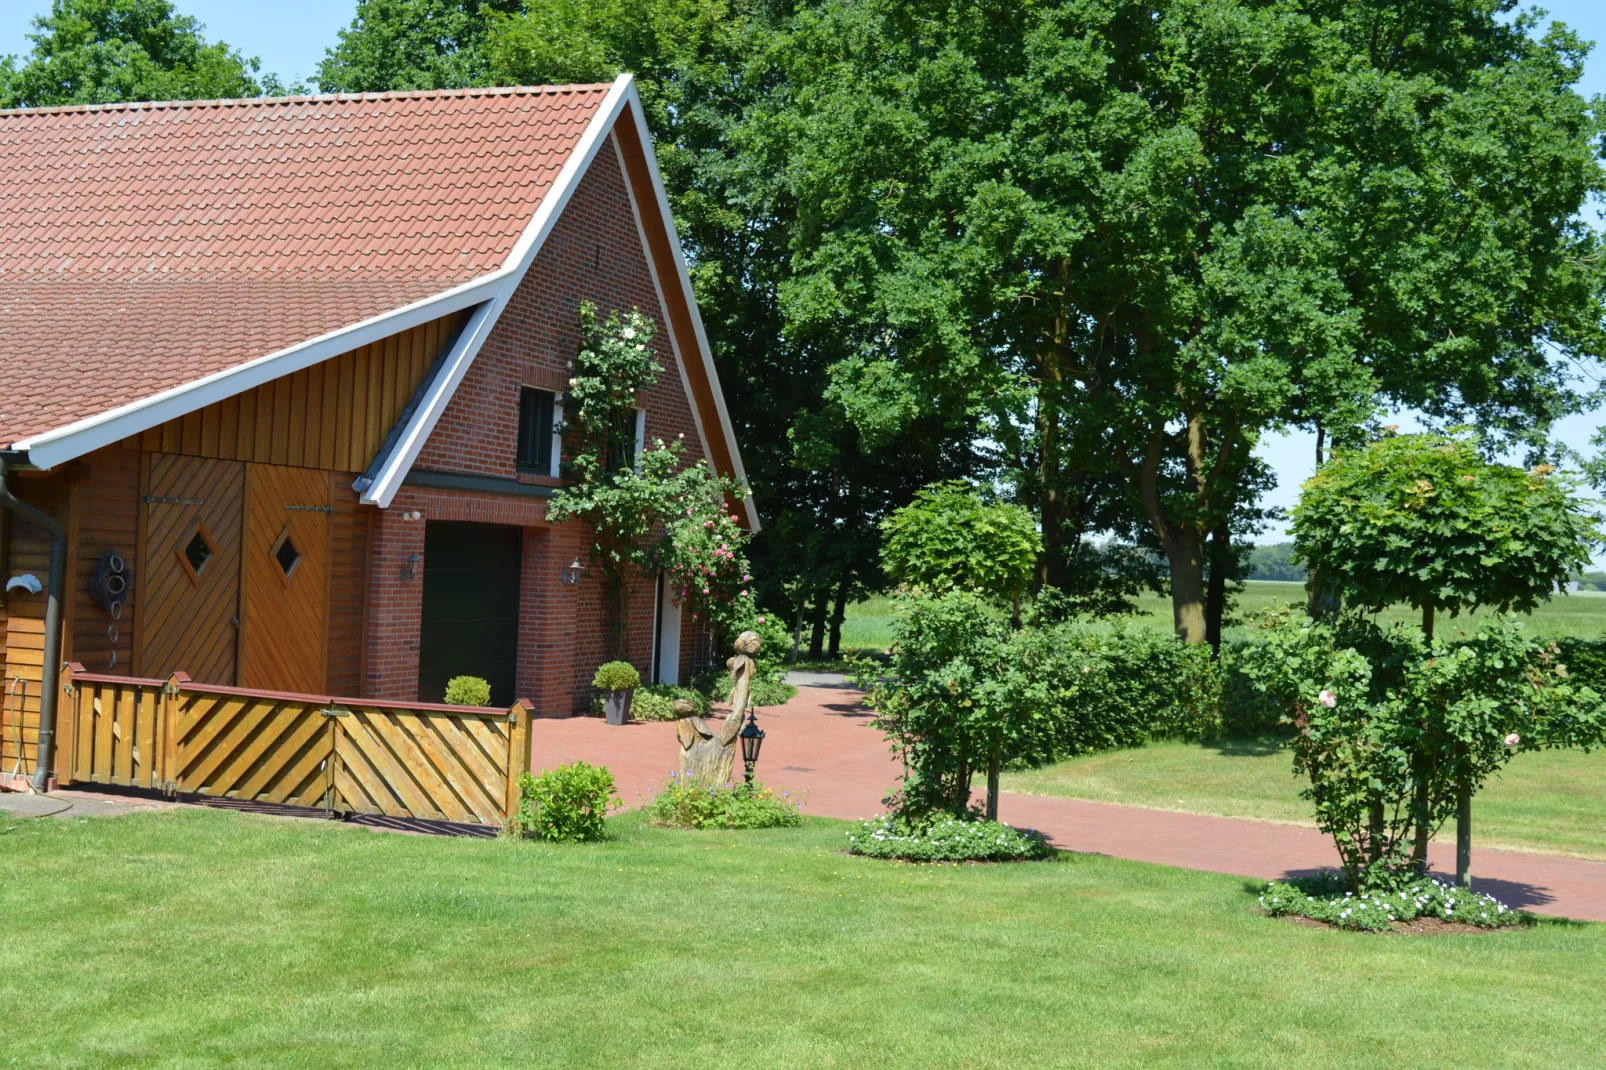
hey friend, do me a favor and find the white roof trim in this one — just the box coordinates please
[359,73,635,508]
[14,270,504,470]
[615,82,759,531]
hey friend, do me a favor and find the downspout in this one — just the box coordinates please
[0,454,67,792]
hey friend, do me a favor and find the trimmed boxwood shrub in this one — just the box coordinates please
[592,661,641,691]
[443,675,492,707]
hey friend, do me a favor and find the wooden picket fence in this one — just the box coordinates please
[59,664,532,826]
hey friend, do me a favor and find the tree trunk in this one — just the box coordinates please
[1204,521,1231,652]
[1162,531,1208,644]
[1456,777,1472,889]
[1034,263,1071,593]
[985,743,1001,821]
[1410,773,1432,874]
[827,579,848,658]
[807,587,828,659]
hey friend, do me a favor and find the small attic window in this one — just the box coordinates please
[517,387,557,474]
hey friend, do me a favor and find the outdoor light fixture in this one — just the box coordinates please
[739,708,765,784]
[561,559,584,585]
[402,553,419,580]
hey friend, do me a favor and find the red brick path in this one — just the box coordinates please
[530,682,1606,923]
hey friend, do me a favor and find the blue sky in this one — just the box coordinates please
[4,1,1605,540]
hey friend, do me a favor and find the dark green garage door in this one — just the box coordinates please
[418,521,522,706]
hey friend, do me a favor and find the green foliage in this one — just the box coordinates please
[1237,610,1605,888]
[1,0,275,108]
[881,481,1041,604]
[442,675,492,708]
[846,814,1053,862]
[1294,431,1600,621]
[1259,873,1521,932]
[645,777,804,830]
[591,661,640,692]
[316,0,519,92]
[996,619,1220,766]
[740,0,1606,641]
[515,762,618,843]
[660,489,755,647]
[856,590,1012,818]
[1247,543,1305,583]
[624,684,709,722]
[691,607,795,705]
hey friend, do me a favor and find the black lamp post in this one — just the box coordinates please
[738,708,765,784]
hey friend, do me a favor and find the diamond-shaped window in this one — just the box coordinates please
[273,531,302,580]
[177,523,218,586]
[185,531,213,573]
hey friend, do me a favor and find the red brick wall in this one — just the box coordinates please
[365,134,708,713]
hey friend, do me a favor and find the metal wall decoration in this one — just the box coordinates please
[87,549,131,669]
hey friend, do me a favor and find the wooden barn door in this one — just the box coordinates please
[238,464,330,694]
[137,455,245,684]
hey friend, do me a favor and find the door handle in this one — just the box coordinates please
[231,616,241,628]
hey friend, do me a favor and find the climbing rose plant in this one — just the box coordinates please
[547,302,748,657]
[659,491,755,647]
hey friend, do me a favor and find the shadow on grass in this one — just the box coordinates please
[1200,736,1286,759]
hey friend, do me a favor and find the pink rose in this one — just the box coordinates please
[1319,690,1337,708]
[1505,733,1520,747]
[757,617,766,624]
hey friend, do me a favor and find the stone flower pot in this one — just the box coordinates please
[604,688,635,726]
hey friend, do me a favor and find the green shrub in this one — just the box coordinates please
[846,814,1053,862]
[592,661,640,691]
[516,762,618,843]
[443,675,492,707]
[881,480,1041,605]
[645,777,804,829]
[998,622,1221,767]
[1555,637,1606,695]
[1259,873,1522,931]
[631,684,709,721]
[697,668,796,708]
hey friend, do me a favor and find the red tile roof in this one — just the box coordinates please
[0,85,613,448]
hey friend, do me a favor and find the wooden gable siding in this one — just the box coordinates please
[72,447,141,677]
[123,313,464,473]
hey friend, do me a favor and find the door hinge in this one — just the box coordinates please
[320,706,350,718]
[285,504,334,513]
[143,494,204,506]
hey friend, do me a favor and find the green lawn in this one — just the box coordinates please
[1003,741,1606,860]
[835,582,1606,655]
[3,809,1605,1067]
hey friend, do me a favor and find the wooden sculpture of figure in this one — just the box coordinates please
[675,630,761,786]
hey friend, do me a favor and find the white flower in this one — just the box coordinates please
[621,326,637,340]
[1505,732,1520,747]
[1319,689,1337,708]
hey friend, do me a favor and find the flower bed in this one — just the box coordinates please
[1258,873,1524,931]
[846,815,1054,862]
[645,777,804,829]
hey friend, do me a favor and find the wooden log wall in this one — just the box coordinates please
[123,313,463,473]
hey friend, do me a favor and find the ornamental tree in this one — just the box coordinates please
[880,481,1041,608]
[1290,430,1601,887]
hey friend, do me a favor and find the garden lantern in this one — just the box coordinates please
[739,708,765,784]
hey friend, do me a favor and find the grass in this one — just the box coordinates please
[3,806,1604,1068]
[1002,740,1606,860]
[837,582,1606,653]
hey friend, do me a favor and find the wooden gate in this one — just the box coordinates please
[238,464,330,694]
[58,666,532,827]
[137,455,244,684]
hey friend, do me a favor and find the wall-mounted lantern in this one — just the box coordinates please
[560,559,584,585]
[402,553,420,580]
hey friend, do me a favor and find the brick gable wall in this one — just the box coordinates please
[365,134,711,713]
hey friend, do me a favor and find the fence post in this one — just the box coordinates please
[161,672,190,795]
[55,662,84,786]
[505,699,533,821]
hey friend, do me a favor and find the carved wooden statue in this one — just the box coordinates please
[675,630,761,787]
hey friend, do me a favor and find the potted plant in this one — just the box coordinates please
[593,661,640,726]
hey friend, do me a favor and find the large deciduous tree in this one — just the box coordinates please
[316,0,521,92]
[0,0,275,108]
[738,0,1606,643]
